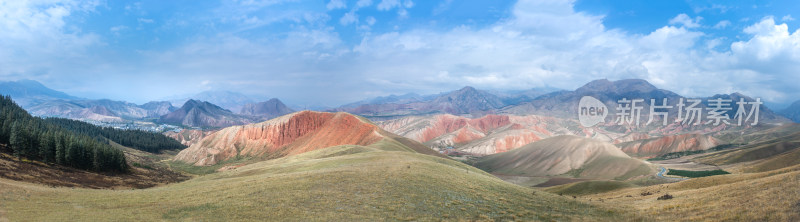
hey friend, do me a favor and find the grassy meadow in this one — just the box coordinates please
[0,145,632,221]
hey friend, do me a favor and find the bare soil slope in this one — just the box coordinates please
[474,135,651,180]
[618,133,720,158]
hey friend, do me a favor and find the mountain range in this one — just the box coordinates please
[501,79,789,124]
[780,100,800,123]
[0,80,81,108]
[332,86,510,119]
[158,99,255,128]
[2,79,795,129]
[168,90,255,113]
[28,99,175,122]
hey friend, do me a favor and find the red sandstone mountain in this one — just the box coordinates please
[164,129,215,147]
[617,133,720,158]
[378,114,598,155]
[174,111,443,166]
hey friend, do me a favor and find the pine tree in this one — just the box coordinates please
[9,121,21,159]
[55,133,65,165]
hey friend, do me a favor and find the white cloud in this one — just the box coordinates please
[356,0,372,8]
[397,8,408,19]
[326,0,346,10]
[732,18,800,62]
[714,20,731,29]
[782,15,795,21]
[346,0,800,105]
[340,11,358,25]
[0,0,100,78]
[110,25,129,33]
[138,18,154,23]
[669,13,702,28]
[377,0,400,11]
[365,16,376,26]
[5,0,800,106]
[403,0,414,8]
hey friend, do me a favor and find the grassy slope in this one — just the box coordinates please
[474,136,652,180]
[545,181,638,196]
[586,163,800,221]
[696,132,800,167]
[0,145,630,221]
[0,142,188,189]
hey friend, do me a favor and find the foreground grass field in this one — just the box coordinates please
[0,144,631,221]
[585,163,800,221]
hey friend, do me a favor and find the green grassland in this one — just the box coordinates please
[0,144,632,221]
[666,169,730,178]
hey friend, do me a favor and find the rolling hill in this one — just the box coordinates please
[694,131,800,173]
[474,135,651,180]
[174,111,445,166]
[0,143,630,221]
[617,133,720,158]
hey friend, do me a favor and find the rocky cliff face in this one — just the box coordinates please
[173,111,389,166]
[163,129,214,146]
[618,133,720,158]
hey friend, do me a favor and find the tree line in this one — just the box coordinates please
[45,118,186,153]
[0,95,127,172]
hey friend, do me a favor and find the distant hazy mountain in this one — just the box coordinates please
[140,101,177,118]
[159,99,254,128]
[340,93,434,108]
[0,79,81,108]
[430,86,507,114]
[780,100,800,123]
[490,87,562,105]
[171,90,254,113]
[28,99,177,122]
[333,86,508,119]
[501,79,790,124]
[240,98,295,120]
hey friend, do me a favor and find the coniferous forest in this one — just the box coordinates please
[46,118,186,153]
[0,95,129,173]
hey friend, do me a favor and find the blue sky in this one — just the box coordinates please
[1,0,800,108]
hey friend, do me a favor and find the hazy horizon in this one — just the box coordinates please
[2,0,800,108]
